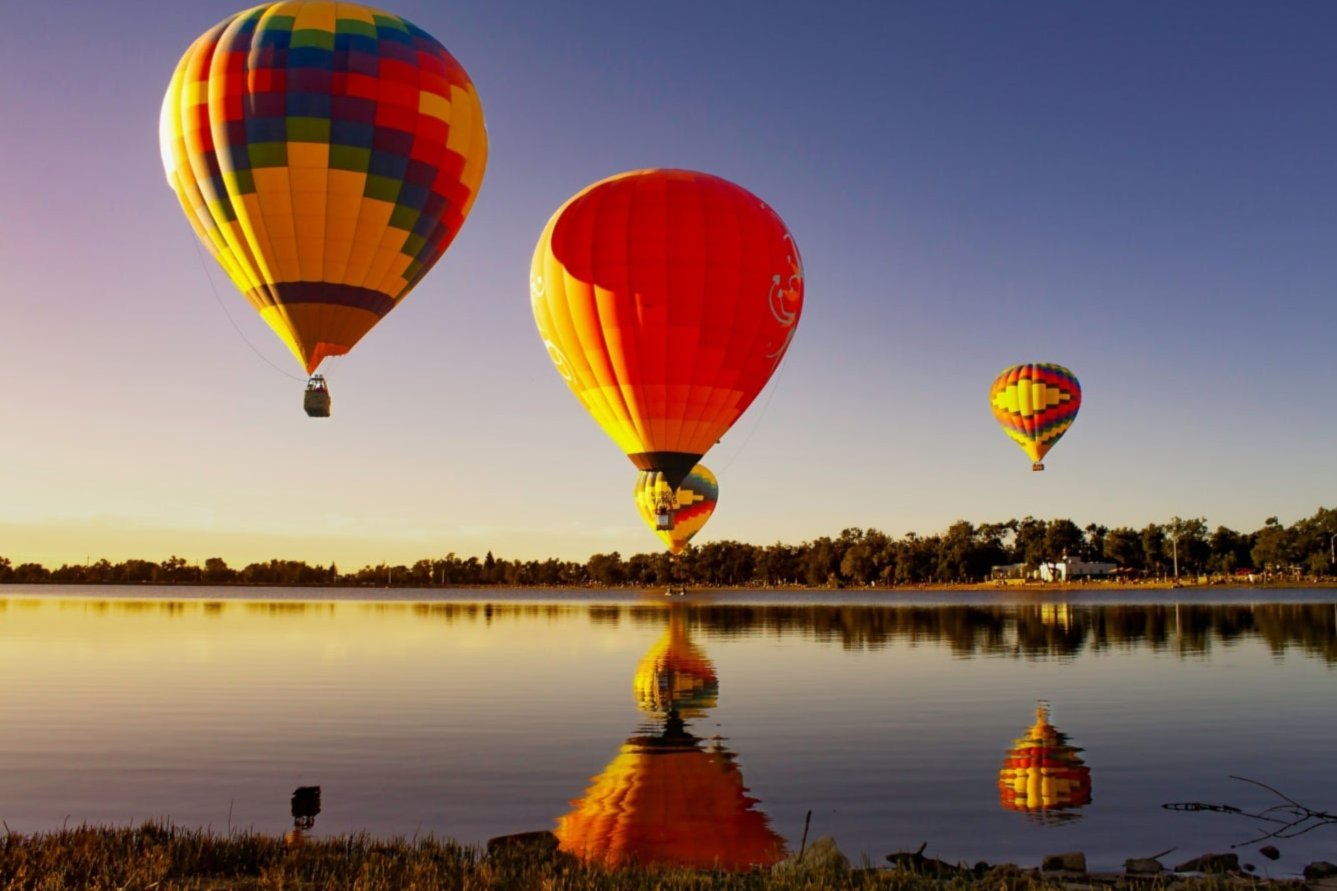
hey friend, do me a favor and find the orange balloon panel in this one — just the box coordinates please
[532,169,803,488]
[555,723,785,870]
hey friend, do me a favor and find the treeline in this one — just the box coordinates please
[3,507,1336,588]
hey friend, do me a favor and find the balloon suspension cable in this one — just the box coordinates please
[190,238,305,382]
[714,355,790,475]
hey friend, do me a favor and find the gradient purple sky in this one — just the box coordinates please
[3,1,1336,569]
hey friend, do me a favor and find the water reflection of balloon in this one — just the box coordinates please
[988,363,1081,471]
[557,618,783,870]
[531,169,804,491]
[633,608,717,718]
[633,465,718,555]
[998,703,1092,823]
[161,1,487,414]
[555,713,785,870]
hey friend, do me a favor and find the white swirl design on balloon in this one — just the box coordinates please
[766,232,803,361]
[531,273,577,384]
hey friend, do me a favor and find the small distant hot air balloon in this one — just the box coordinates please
[633,608,718,718]
[633,465,718,555]
[161,1,488,416]
[531,169,803,490]
[998,703,1092,823]
[988,363,1081,470]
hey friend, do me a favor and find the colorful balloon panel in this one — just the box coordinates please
[989,363,1081,466]
[998,704,1092,821]
[633,464,718,555]
[531,169,803,489]
[161,1,487,374]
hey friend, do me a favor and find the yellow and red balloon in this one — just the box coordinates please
[633,464,718,555]
[989,363,1081,470]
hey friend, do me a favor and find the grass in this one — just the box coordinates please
[0,823,1300,891]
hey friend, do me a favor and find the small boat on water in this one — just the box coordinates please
[665,586,686,597]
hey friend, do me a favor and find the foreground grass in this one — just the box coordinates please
[0,824,1298,891]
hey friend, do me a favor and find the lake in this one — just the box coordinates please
[2,585,1334,875]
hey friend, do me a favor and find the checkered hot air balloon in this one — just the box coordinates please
[988,363,1081,471]
[633,465,718,555]
[531,170,803,491]
[161,1,487,415]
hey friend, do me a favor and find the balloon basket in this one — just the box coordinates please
[304,376,331,418]
[1031,462,1045,472]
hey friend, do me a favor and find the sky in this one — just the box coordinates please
[2,1,1336,569]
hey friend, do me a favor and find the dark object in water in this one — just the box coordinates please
[304,375,331,417]
[291,786,321,830]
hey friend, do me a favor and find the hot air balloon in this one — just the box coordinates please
[160,1,487,416]
[633,465,718,555]
[633,608,718,718]
[988,363,1081,470]
[998,703,1092,823]
[531,169,803,490]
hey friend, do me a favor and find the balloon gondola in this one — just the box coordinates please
[303,375,331,418]
[988,363,1081,471]
[161,1,488,416]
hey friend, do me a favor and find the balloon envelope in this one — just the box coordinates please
[989,363,1081,467]
[633,464,718,555]
[161,1,487,374]
[531,169,803,489]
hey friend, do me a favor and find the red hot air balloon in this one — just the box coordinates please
[531,169,803,490]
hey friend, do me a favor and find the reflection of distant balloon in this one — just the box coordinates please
[989,363,1081,471]
[998,704,1092,823]
[633,609,718,718]
[633,465,718,555]
[555,713,785,870]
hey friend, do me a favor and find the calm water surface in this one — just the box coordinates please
[2,585,1335,874]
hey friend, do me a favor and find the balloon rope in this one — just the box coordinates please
[715,356,789,475]
[190,239,305,382]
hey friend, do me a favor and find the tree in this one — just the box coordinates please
[1102,527,1143,568]
[1140,524,1166,575]
[1251,517,1294,573]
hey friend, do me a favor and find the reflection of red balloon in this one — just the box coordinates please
[531,169,804,489]
[555,716,785,870]
[998,704,1092,822]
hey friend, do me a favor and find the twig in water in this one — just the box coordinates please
[1163,775,1337,847]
